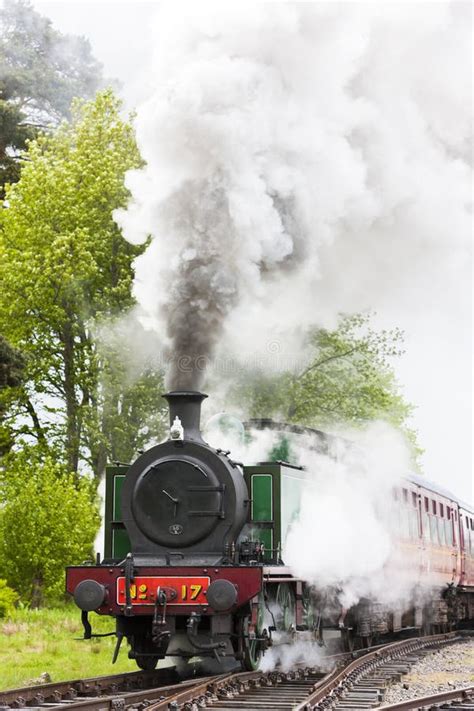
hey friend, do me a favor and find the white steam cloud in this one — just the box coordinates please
[284,423,412,608]
[205,419,417,669]
[206,418,413,608]
[114,2,471,389]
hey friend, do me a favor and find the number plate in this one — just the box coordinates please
[116,576,210,606]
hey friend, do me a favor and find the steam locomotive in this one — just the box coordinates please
[66,391,474,671]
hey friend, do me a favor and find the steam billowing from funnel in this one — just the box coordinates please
[115,3,471,390]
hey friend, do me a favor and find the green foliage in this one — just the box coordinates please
[232,313,420,461]
[0,0,104,195]
[0,334,24,389]
[268,435,293,463]
[0,334,24,456]
[0,447,100,606]
[0,578,18,618]
[0,99,35,192]
[86,323,167,468]
[0,90,154,475]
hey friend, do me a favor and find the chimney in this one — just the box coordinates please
[162,390,208,443]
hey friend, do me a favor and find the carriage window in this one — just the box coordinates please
[471,519,474,530]
[445,518,453,546]
[430,515,439,545]
[402,489,408,503]
[439,503,444,517]
[424,497,429,512]
[432,500,437,515]
[412,492,417,507]
[447,508,451,520]
[410,509,420,538]
[423,513,430,541]
[401,508,411,538]
[437,517,446,545]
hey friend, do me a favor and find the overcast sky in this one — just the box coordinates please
[30,0,472,502]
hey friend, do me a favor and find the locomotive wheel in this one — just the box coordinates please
[238,594,266,671]
[276,583,296,633]
[131,633,160,671]
[135,654,159,671]
[302,586,323,644]
[302,587,315,629]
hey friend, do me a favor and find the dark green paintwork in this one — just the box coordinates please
[244,463,282,562]
[104,465,131,560]
[243,462,305,563]
[112,526,131,559]
[251,474,273,521]
[113,475,125,520]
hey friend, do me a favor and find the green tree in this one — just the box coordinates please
[0,579,18,617]
[0,447,99,606]
[85,326,167,471]
[232,313,419,457]
[0,333,24,455]
[0,0,104,194]
[0,333,23,389]
[0,90,165,477]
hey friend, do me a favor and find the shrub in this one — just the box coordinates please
[0,579,18,618]
[0,447,100,607]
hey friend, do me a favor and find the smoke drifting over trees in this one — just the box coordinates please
[115,3,471,395]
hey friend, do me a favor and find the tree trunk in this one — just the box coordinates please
[25,398,47,446]
[31,572,44,609]
[62,315,80,474]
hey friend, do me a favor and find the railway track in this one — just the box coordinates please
[0,632,470,711]
[376,687,474,710]
[0,668,207,711]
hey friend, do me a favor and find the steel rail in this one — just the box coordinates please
[40,674,222,711]
[144,668,329,711]
[1,631,467,711]
[133,632,462,711]
[292,632,459,710]
[142,672,236,711]
[0,668,184,709]
[372,685,474,710]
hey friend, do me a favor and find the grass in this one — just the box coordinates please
[0,605,138,690]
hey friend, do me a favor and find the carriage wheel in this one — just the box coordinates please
[341,627,356,652]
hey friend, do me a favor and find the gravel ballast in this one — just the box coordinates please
[382,639,474,706]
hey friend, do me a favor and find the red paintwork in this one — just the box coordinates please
[66,565,262,616]
[458,506,474,588]
[116,575,209,605]
[386,478,474,591]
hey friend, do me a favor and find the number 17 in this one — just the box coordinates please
[181,584,202,600]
